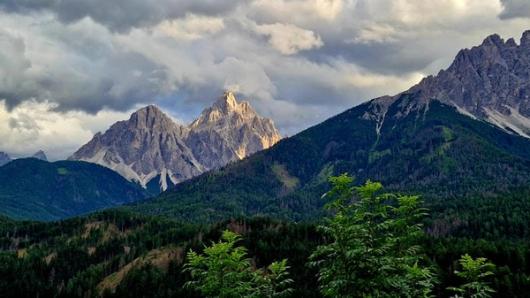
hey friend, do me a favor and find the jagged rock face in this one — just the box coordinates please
[70,105,204,188]
[70,93,281,191]
[0,152,11,167]
[188,92,282,169]
[409,30,530,137]
[32,150,48,161]
[363,30,530,138]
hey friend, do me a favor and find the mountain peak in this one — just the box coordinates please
[32,150,48,162]
[506,37,517,47]
[192,92,259,128]
[394,29,530,137]
[188,91,281,165]
[481,33,504,47]
[213,91,240,112]
[521,30,530,47]
[131,104,165,119]
[136,104,162,113]
[129,104,178,130]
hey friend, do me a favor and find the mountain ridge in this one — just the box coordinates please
[126,30,530,223]
[366,30,530,138]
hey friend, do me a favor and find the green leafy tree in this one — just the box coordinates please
[184,230,293,298]
[309,174,436,297]
[448,254,496,298]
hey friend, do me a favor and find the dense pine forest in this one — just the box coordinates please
[2,176,530,297]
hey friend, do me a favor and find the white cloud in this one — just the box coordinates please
[348,23,399,44]
[156,14,225,41]
[250,0,344,22]
[0,100,133,160]
[255,23,324,55]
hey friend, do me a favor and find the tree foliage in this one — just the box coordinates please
[185,230,293,298]
[309,174,436,297]
[448,254,496,298]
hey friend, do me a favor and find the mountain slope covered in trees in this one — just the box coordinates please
[0,159,147,221]
[2,203,530,297]
[128,96,530,222]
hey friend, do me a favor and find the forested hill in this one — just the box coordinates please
[0,159,148,221]
[2,206,530,297]
[127,95,530,222]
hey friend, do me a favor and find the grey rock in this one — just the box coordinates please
[188,91,281,169]
[70,93,281,191]
[367,30,530,138]
[70,105,204,189]
[32,150,48,161]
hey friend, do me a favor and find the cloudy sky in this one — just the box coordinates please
[0,0,529,160]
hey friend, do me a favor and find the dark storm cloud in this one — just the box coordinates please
[0,24,172,113]
[499,0,530,19]
[0,0,241,32]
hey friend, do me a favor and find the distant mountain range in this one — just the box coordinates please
[4,31,530,223]
[127,31,530,222]
[0,93,280,220]
[0,150,48,167]
[4,30,530,298]
[69,92,281,192]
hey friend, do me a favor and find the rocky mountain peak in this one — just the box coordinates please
[366,30,530,138]
[214,91,255,116]
[70,92,281,192]
[521,30,530,47]
[187,92,281,167]
[506,37,517,47]
[213,91,238,112]
[70,104,201,188]
[191,91,261,129]
[132,104,162,117]
[32,150,48,161]
[128,104,179,131]
[481,33,504,47]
